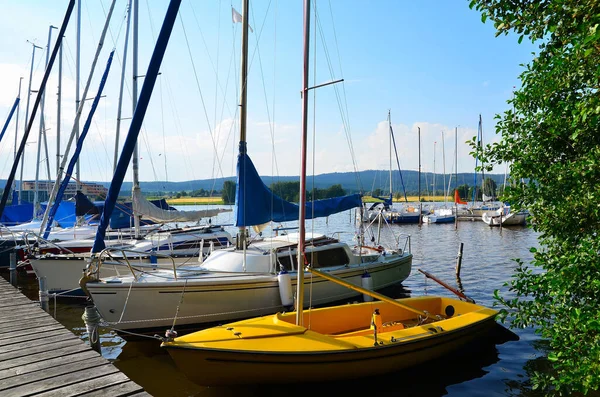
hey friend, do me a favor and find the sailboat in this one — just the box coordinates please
[423,131,455,224]
[161,0,498,384]
[80,0,411,334]
[482,204,528,226]
[361,111,425,224]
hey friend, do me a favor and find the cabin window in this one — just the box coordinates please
[308,248,349,268]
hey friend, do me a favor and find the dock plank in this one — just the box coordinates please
[0,350,99,380]
[0,344,92,371]
[0,357,109,391]
[0,323,64,340]
[0,275,148,396]
[79,380,145,396]
[35,374,137,397]
[0,330,73,355]
[1,361,121,397]
[0,328,73,349]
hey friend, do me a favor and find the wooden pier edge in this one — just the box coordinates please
[0,275,151,396]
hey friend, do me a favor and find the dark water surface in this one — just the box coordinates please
[3,206,549,396]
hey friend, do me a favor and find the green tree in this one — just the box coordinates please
[324,184,346,198]
[470,1,600,394]
[222,181,236,204]
[457,184,470,201]
[371,188,382,197]
[482,177,497,198]
[271,181,300,202]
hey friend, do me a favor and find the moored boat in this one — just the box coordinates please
[162,290,497,385]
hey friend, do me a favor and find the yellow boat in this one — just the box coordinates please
[161,290,498,385]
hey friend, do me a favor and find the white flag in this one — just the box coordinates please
[232,7,253,32]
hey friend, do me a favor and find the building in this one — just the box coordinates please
[19,181,108,203]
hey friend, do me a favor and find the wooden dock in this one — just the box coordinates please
[0,275,151,397]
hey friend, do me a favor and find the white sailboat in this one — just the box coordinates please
[423,131,455,224]
[80,0,412,333]
[482,204,528,226]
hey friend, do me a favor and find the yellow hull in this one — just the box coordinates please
[163,296,498,385]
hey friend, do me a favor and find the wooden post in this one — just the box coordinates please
[39,276,49,313]
[82,305,102,354]
[9,252,17,287]
[455,242,464,277]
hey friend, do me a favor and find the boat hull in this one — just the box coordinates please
[86,255,412,331]
[164,296,497,385]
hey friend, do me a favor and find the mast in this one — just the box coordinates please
[432,141,436,199]
[388,110,392,200]
[472,115,480,205]
[34,25,57,219]
[39,0,117,235]
[0,0,75,219]
[295,0,311,327]
[75,0,81,191]
[132,0,141,238]
[13,78,23,200]
[455,126,458,230]
[57,39,62,175]
[20,42,42,205]
[418,126,421,224]
[90,0,182,254]
[114,0,132,172]
[441,131,446,204]
[237,0,250,250]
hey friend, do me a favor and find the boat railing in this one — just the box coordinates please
[397,234,411,254]
[0,225,23,241]
[22,231,76,255]
[93,247,178,282]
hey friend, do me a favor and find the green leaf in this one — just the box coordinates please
[518,34,524,44]
[481,13,487,23]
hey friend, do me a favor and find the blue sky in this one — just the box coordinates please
[0,0,536,186]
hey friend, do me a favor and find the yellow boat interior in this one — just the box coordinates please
[165,296,498,352]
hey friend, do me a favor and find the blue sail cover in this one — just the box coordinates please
[235,143,362,227]
[0,203,33,226]
[0,97,19,145]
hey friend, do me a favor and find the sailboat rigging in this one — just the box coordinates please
[80,0,411,333]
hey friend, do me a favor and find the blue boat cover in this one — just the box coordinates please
[0,203,33,226]
[75,191,103,217]
[235,142,362,227]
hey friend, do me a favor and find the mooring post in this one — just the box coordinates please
[39,276,49,313]
[455,242,464,277]
[82,305,102,354]
[9,252,17,286]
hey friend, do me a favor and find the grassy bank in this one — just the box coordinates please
[165,197,226,205]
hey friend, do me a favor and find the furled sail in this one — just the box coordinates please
[132,188,230,223]
[235,143,362,227]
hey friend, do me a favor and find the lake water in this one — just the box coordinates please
[3,205,548,396]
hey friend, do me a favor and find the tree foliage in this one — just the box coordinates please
[222,181,236,204]
[470,0,600,394]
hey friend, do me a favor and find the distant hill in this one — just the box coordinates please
[1,170,505,196]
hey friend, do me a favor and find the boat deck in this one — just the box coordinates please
[0,275,151,396]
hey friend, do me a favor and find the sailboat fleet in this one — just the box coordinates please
[0,0,524,386]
